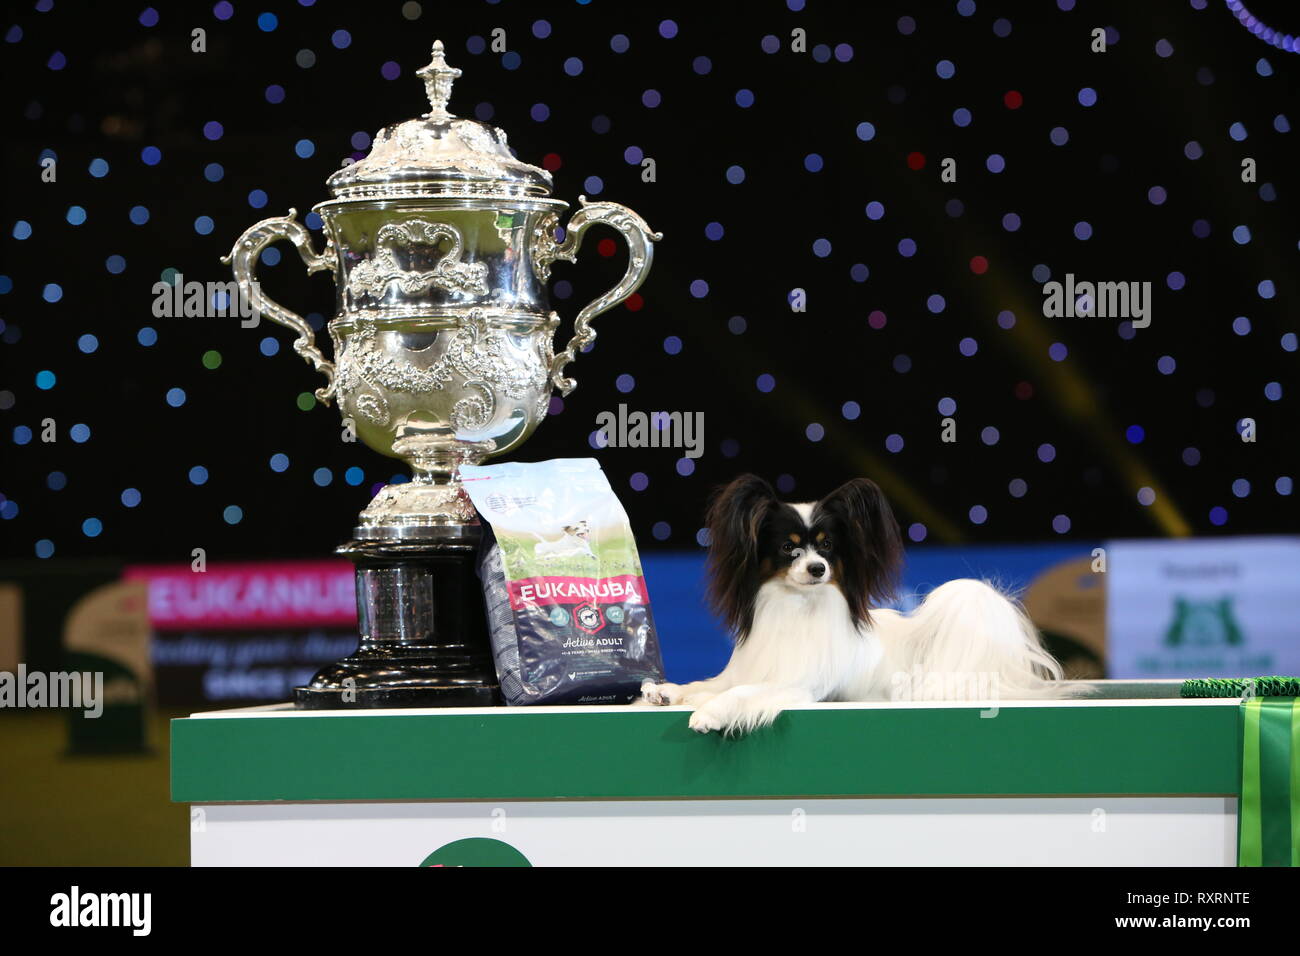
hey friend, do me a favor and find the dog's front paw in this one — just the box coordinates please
[638,680,678,706]
[688,708,725,734]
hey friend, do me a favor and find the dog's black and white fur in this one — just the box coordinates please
[639,475,1063,734]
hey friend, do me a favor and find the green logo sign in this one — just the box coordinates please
[418,838,532,867]
[1164,597,1244,648]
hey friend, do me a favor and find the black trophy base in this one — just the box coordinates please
[294,533,501,710]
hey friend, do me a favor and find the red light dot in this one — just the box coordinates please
[868,310,887,329]
[969,255,989,274]
[1015,381,1034,400]
[906,151,926,170]
[624,293,644,312]
[596,238,617,258]
[542,152,563,171]
[1003,90,1023,110]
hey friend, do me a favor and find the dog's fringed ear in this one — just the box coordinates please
[818,478,903,628]
[704,474,778,639]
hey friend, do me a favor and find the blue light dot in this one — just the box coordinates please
[223,505,243,524]
[804,153,823,172]
[1078,87,1097,107]
[189,465,208,485]
[313,467,333,487]
[121,488,142,507]
[563,56,583,76]
[998,310,1016,329]
[1038,443,1056,463]
[960,337,978,357]
[36,369,56,389]
[1233,224,1252,244]
[986,153,1005,173]
[1126,424,1145,444]
[270,453,290,472]
[898,238,917,257]
[850,263,869,282]
[1281,333,1297,352]
[47,471,67,491]
[42,283,62,302]
[756,373,775,393]
[167,387,187,407]
[1052,514,1071,534]
[813,238,832,257]
[258,13,278,31]
[736,89,754,108]
[331,30,351,49]
[82,518,103,538]
[1209,506,1228,526]
[616,373,635,393]
[842,401,860,420]
[1258,279,1276,299]
[630,472,649,492]
[726,165,745,184]
[1157,355,1177,374]
[260,247,280,266]
[193,216,214,235]
[129,205,150,224]
[886,434,905,453]
[662,335,683,355]
[908,523,926,542]
[1276,477,1293,496]
[105,255,126,274]
[1002,212,1021,232]
[704,221,724,241]
[138,327,158,346]
[981,426,999,445]
[952,107,972,127]
[856,121,876,141]
[295,139,315,158]
[1049,126,1069,145]
[248,189,268,209]
[690,279,709,298]
[35,540,54,559]
[265,84,285,104]
[938,397,957,416]
[1265,381,1283,401]
[89,157,110,177]
[969,505,988,525]
[652,522,671,541]
[1167,271,1185,290]
[77,333,98,353]
[1184,141,1203,160]
[66,205,87,225]
[1229,122,1247,141]
[611,33,629,53]
[69,423,90,443]
[140,146,161,166]
[13,426,32,445]
[1074,221,1092,240]
[13,220,32,240]
[865,201,885,220]
[1148,185,1167,205]
[1009,478,1028,497]
[659,19,678,39]
[936,59,956,79]
[926,294,945,314]
[583,175,603,195]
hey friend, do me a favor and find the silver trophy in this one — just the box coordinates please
[224,41,660,708]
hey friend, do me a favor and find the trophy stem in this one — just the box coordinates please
[294,533,500,709]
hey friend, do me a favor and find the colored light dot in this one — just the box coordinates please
[1136,487,1156,507]
[1281,333,1297,352]
[952,108,972,127]
[223,505,244,524]
[908,523,927,542]
[201,350,222,370]
[35,540,54,559]
[189,465,208,485]
[1229,122,1247,141]
[1258,279,1276,298]
[969,256,988,275]
[1184,141,1203,160]
[959,337,979,356]
[614,373,635,394]
[77,333,98,353]
[1157,355,1177,374]
[66,205,87,225]
[88,157,110,177]
[704,221,724,240]
[906,151,926,170]
[1209,506,1228,526]
[36,369,56,389]
[998,310,1016,329]
[1002,212,1021,232]
[141,146,162,166]
[1078,87,1097,107]
[1265,381,1283,401]
[1126,424,1146,444]
[969,505,988,525]
[726,165,745,184]
[121,488,142,508]
[1276,477,1293,496]
[1052,514,1071,534]
[13,426,31,445]
[82,518,103,537]
[269,453,290,473]
[1155,38,1174,58]
[993,17,1012,37]
[986,154,1005,173]
[865,201,885,220]
[805,423,824,442]
[166,387,187,408]
[630,472,649,492]
[69,423,90,443]
[893,355,912,373]
[1004,90,1024,110]
[937,397,957,416]
[11,221,31,240]
[313,468,333,487]
[981,426,999,445]
[841,401,860,420]
[926,294,945,314]
[295,139,315,158]
[42,283,63,302]
[728,316,747,334]
[106,255,126,274]
[850,263,869,282]
[265,84,285,104]
[868,310,886,329]
[138,327,157,346]
[856,121,876,141]
[804,153,823,173]
[885,434,905,453]
[1232,479,1251,498]
[898,238,917,257]
[1009,478,1028,497]
[296,392,316,411]
[331,30,351,49]
[936,59,955,79]
[1233,225,1252,244]
[1050,127,1069,145]
[756,373,775,393]
[1073,221,1092,241]
[1037,443,1056,463]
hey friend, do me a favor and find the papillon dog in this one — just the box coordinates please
[533,520,596,560]
[639,475,1063,734]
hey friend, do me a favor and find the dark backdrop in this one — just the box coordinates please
[2,0,1297,565]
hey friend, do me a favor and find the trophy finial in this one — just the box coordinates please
[417,40,461,121]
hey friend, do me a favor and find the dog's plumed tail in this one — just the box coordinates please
[894,578,1063,700]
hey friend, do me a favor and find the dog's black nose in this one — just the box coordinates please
[808,562,826,578]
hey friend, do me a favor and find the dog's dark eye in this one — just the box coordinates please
[781,541,795,554]
[820,537,833,551]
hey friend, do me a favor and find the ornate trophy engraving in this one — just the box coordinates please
[224,41,660,708]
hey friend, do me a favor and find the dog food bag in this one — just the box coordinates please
[461,458,665,705]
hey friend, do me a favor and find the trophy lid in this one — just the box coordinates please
[326,40,553,200]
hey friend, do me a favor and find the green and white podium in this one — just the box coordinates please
[171,681,1246,866]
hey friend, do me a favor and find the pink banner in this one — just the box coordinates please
[507,574,649,609]
[123,561,357,630]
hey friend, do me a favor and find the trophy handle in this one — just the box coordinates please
[221,209,338,404]
[543,197,662,396]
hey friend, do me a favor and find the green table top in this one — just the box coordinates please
[171,697,1242,804]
